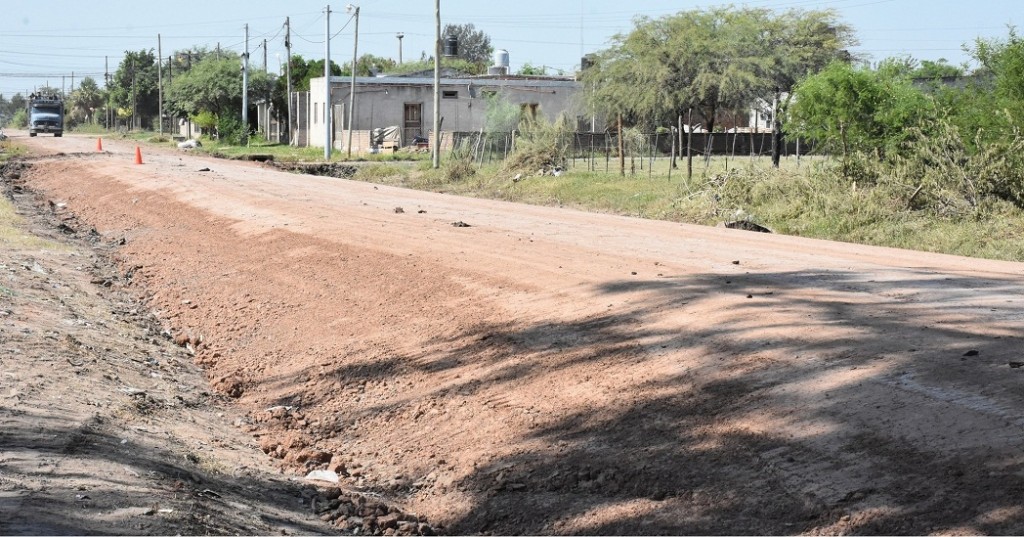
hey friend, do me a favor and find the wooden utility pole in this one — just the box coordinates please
[686,107,693,180]
[346,5,359,158]
[771,89,781,168]
[617,114,624,177]
[432,0,441,168]
[104,56,110,129]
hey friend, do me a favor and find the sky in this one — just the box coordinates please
[0,0,1019,97]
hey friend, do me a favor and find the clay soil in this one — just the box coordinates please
[4,132,1024,535]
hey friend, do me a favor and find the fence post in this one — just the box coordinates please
[686,108,693,181]
[618,114,625,177]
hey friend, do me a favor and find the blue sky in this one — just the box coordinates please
[0,0,1018,96]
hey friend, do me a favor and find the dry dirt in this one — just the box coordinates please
[3,131,1024,535]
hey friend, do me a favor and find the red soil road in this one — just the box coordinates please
[14,132,1024,534]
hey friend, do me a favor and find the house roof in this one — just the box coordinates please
[317,75,580,90]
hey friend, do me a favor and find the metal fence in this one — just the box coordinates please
[443,130,816,168]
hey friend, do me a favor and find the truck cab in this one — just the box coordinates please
[28,93,64,137]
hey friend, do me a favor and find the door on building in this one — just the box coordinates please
[403,103,423,146]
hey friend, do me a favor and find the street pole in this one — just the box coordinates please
[324,4,332,161]
[286,17,293,145]
[346,4,359,158]
[432,0,441,169]
[242,24,250,145]
[104,56,110,129]
[157,33,163,136]
[397,32,404,64]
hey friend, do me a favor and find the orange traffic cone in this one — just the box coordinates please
[96,137,103,151]
[134,146,143,165]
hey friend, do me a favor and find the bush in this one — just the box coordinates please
[504,113,575,173]
[893,120,1024,215]
[8,109,27,129]
[216,114,246,146]
[442,139,476,182]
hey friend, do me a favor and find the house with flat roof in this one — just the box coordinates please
[295,73,594,152]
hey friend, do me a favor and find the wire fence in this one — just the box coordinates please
[445,130,817,172]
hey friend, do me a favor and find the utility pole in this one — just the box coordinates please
[263,38,269,139]
[346,4,359,158]
[105,56,110,129]
[396,32,404,64]
[242,24,250,144]
[131,56,137,131]
[432,0,441,169]
[324,5,332,161]
[158,33,163,136]
[285,17,293,145]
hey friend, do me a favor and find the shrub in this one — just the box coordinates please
[442,139,476,182]
[504,113,575,173]
[894,120,1024,215]
[216,114,246,146]
[8,109,27,128]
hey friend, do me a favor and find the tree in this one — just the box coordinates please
[913,59,965,80]
[67,77,105,126]
[340,54,397,77]
[110,49,159,129]
[442,23,493,68]
[517,63,548,76]
[166,53,271,130]
[583,7,854,135]
[787,61,932,162]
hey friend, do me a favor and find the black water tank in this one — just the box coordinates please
[444,36,458,57]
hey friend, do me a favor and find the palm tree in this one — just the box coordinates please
[69,77,105,125]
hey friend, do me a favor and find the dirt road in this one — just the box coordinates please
[5,132,1024,534]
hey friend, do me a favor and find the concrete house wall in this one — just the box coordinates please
[304,75,590,152]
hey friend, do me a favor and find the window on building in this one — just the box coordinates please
[442,90,458,99]
[313,102,318,124]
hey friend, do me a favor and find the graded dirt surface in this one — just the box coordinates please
[4,132,1024,535]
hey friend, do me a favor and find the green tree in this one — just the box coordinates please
[583,7,854,133]
[517,63,547,76]
[442,23,493,68]
[110,49,159,129]
[68,77,105,126]
[388,56,483,76]
[339,54,397,77]
[166,54,271,130]
[788,61,933,162]
[913,59,965,79]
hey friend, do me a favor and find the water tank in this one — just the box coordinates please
[444,36,458,57]
[487,66,509,76]
[494,49,510,70]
